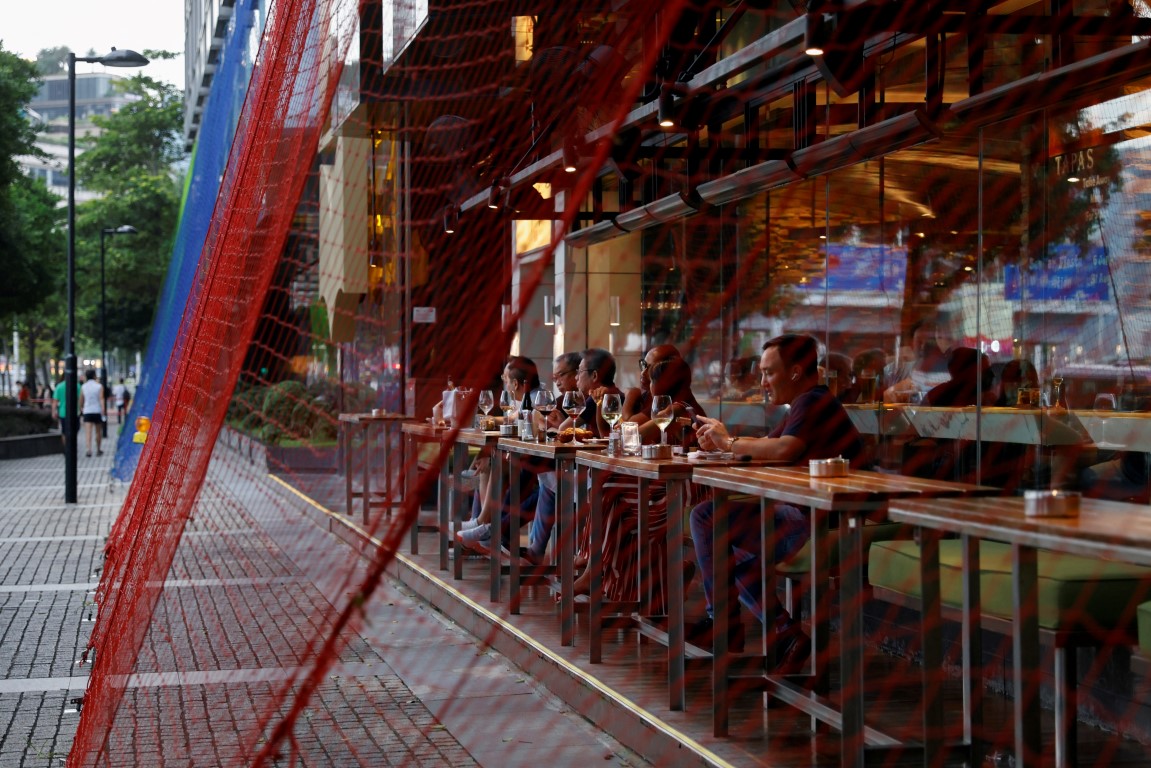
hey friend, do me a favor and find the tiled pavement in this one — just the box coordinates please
[0,442,645,767]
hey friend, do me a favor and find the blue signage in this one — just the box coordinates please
[799,245,907,293]
[1004,245,1110,301]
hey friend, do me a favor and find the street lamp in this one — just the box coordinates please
[67,48,148,503]
[99,225,138,437]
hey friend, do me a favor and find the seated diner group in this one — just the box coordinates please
[447,329,1151,683]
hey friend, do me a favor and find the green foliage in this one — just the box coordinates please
[260,380,309,444]
[34,47,70,76]
[228,378,378,444]
[0,406,54,437]
[65,64,185,360]
[0,176,62,320]
[76,73,184,190]
[0,44,58,327]
[0,46,41,189]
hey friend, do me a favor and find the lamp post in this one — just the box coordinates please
[99,225,138,437]
[67,48,148,503]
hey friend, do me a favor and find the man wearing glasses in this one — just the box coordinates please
[523,353,584,563]
[573,348,623,437]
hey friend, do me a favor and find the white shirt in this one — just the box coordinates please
[81,380,104,415]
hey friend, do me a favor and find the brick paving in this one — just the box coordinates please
[0,444,643,768]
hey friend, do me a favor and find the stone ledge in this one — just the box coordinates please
[0,433,63,460]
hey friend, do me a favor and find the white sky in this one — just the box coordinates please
[0,0,186,90]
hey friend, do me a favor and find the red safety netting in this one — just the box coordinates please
[70,1,1151,766]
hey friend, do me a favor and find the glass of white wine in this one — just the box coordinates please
[651,395,673,444]
[477,390,495,425]
[600,393,623,434]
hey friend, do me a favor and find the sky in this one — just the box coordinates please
[1,0,186,90]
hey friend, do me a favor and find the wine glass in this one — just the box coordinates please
[532,389,556,441]
[1093,392,1117,447]
[561,390,586,421]
[499,390,517,422]
[600,393,623,433]
[477,390,494,417]
[651,395,673,444]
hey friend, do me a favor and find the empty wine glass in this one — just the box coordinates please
[600,393,623,433]
[1094,392,1117,446]
[651,395,673,444]
[477,390,495,418]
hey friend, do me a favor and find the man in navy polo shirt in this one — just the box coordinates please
[690,333,864,667]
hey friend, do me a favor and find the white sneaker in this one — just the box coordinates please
[460,518,480,531]
[458,523,491,546]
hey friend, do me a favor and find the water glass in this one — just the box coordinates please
[620,422,641,456]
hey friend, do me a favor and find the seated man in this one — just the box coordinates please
[523,352,583,563]
[690,333,864,666]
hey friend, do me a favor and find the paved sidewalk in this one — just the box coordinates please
[0,445,645,767]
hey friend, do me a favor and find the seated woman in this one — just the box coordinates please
[571,355,707,613]
[457,356,541,549]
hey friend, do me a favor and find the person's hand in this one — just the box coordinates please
[694,416,731,452]
[588,386,608,403]
[469,455,490,475]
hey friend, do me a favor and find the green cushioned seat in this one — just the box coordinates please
[778,522,912,577]
[1138,601,1151,655]
[869,539,1151,632]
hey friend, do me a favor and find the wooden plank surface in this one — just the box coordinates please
[690,466,999,510]
[887,496,1151,566]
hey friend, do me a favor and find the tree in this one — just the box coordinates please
[0,46,40,189]
[73,68,186,362]
[76,72,185,187]
[0,44,62,392]
[34,46,70,76]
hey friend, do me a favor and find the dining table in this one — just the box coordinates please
[338,412,411,524]
[497,437,605,643]
[688,464,999,765]
[576,450,696,706]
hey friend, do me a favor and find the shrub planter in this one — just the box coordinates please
[0,433,63,460]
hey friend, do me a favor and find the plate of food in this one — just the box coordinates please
[555,426,595,443]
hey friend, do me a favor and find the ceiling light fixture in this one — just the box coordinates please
[804,12,827,57]
[562,137,580,173]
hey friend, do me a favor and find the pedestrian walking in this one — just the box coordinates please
[80,368,106,456]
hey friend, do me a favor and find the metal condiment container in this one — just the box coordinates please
[809,456,849,477]
[1024,489,1080,518]
[641,444,673,460]
[499,423,518,437]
